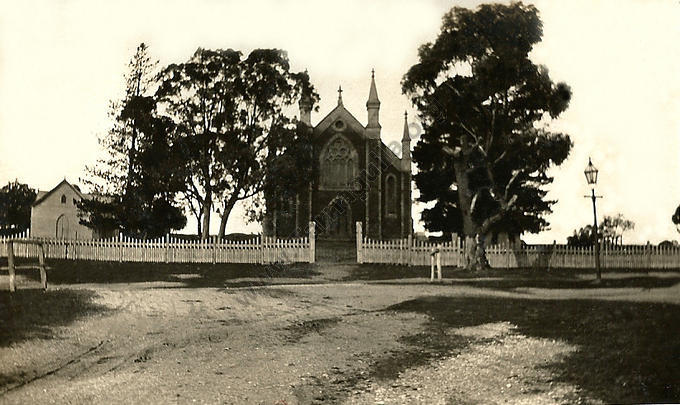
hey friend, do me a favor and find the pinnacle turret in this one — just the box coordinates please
[402,111,410,141]
[366,68,380,107]
[366,70,381,133]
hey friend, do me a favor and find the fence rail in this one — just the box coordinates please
[0,223,316,265]
[356,224,680,269]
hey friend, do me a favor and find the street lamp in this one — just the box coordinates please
[584,158,601,282]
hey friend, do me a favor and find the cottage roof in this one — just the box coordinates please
[32,179,89,206]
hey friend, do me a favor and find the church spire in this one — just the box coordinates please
[366,68,380,107]
[402,111,410,141]
[337,85,343,106]
[366,69,381,135]
[401,111,412,171]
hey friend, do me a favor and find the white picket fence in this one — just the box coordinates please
[356,225,680,269]
[358,236,466,267]
[0,224,316,264]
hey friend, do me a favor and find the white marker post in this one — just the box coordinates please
[430,245,441,282]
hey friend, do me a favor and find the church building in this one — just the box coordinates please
[265,72,413,240]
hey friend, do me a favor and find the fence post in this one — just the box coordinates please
[548,240,556,271]
[309,222,316,264]
[407,234,413,267]
[430,247,435,282]
[38,243,47,290]
[212,236,217,265]
[164,234,169,263]
[8,241,15,292]
[118,233,123,263]
[399,238,403,265]
[356,221,363,264]
[646,241,651,268]
[436,244,442,280]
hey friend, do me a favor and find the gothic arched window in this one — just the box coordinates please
[385,174,397,216]
[320,135,359,190]
[60,194,67,204]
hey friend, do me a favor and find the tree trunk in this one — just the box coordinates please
[201,197,211,240]
[217,200,237,239]
[453,157,490,271]
[462,234,490,271]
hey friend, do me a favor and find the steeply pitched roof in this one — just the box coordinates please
[32,179,89,207]
[313,104,366,138]
[381,143,402,171]
[313,104,407,172]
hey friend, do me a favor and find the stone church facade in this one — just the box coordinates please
[265,72,413,240]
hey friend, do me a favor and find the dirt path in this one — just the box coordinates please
[1,267,678,404]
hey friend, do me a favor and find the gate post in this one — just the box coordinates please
[356,221,363,264]
[308,222,316,264]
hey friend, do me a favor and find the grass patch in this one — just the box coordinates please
[0,288,108,346]
[343,264,461,280]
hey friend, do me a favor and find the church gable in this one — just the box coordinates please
[313,104,365,139]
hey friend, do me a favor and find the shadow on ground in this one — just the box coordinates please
[451,274,680,290]
[346,264,680,290]
[7,259,321,288]
[0,289,108,347]
[382,295,680,404]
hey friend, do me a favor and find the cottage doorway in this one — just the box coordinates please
[56,214,70,239]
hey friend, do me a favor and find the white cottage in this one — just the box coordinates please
[30,179,95,239]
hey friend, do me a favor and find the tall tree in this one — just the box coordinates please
[81,43,186,238]
[567,225,596,248]
[567,214,634,247]
[402,3,573,270]
[156,48,316,238]
[600,213,635,245]
[0,180,36,234]
[156,48,242,239]
[255,120,317,229]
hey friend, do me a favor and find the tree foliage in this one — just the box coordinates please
[156,48,317,238]
[80,43,186,239]
[402,2,573,269]
[0,180,36,234]
[567,213,635,247]
[567,225,596,248]
[673,204,680,234]
[253,121,316,224]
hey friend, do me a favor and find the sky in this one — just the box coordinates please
[1,0,679,243]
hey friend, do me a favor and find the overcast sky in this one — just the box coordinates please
[1,0,679,243]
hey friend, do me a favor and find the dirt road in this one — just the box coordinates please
[1,264,678,404]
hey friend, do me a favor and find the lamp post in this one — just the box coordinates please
[584,158,601,282]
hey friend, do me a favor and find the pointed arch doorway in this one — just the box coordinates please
[56,214,70,239]
[321,197,352,240]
